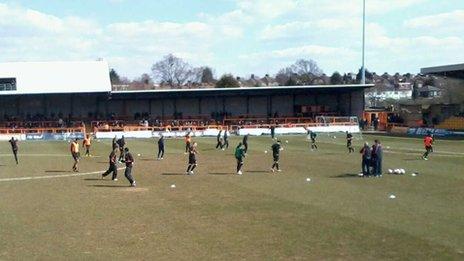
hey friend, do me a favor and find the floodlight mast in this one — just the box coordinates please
[361,0,366,85]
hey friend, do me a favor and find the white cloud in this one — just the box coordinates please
[0,3,237,78]
[236,0,297,19]
[260,19,363,40]
[1,0,463,79]
[404,9,464,34]
[239,45,359,75]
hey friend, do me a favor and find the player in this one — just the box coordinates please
[359,142,371,177]
[270,125,276,139]
[371,139,383,177]
[185,133,192,154]
[157,135,165,160]
[186,142,198,175]
[83,134,92,157]
[70,138,80,172]
[9,137,19,165]
[270,140,283,172]
[223,129,229,150]
[422,133,434,160]
[216,130,223,149]
[112,135,118,151]
[117,135,126,162]
[123,147,136,187]
[102,149,118,180]
[234,142,246,175]
[242,134,249,154]
[346,131,354,153]
[309,130,318,150]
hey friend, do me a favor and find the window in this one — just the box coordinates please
[0,78,17,91]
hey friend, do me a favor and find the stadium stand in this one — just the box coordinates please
[435,117,464,130]
[0,61,374,140]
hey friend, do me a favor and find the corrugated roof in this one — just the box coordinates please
[112,84,374,94]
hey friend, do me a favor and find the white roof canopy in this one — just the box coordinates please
[0,61,111,95]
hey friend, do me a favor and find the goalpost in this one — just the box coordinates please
[315,116,364,141]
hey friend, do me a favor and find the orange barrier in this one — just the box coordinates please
[92,118,358,133]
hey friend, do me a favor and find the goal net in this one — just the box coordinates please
[314,116,363,141]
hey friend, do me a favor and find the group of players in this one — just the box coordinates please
[2,128,435,186]
[69,135,136,187]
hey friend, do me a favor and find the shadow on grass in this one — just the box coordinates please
[201,148,216,151]
[45,170,73,173]
[88,184,129,188]
[162,172,186,176]
[246,170,268,173]
[331,173,362,178]
[209,172,232,175]
[84,178,105,181]
[403,158,421,161]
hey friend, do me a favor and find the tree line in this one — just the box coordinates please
[109,53,380,89]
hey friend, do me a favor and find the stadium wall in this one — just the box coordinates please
[0,86,369,120]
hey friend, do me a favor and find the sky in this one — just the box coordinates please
[0,0,463,80]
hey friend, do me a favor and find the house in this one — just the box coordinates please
[365,83,413,107]
[418,85,441,98]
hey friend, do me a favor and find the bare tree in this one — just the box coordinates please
[200,67,215,83]
[190,67,204,84]
[151,54,193,88]
[292,59,323,76]
[140,73,152,85]
[275,67,294,86]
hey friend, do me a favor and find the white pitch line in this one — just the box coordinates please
[0,154,101,157]
[0,168,124,183]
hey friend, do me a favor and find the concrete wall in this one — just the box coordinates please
[225,96,247,116]
[294,94,316,105]
[0,89,366,120]
[200,97,220,115]
[271,95,293,116]
[177,98,200,116]
[249,96,268,116]
[0,96,18,116]
[126,99,149,116]
[107,100,124,116]
[350,90,365,118]
[150,100,163,117]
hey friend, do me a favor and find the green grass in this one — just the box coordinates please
[0,134,463,260]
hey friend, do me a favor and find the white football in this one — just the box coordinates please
[264,150,268,154]
[306,178,311,182]
[389,194,396,199]
[285,140,289,143]
[170,184,176,188]
[411,173,417,177]
[137,154,141,157]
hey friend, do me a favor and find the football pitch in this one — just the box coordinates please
[0,134,463,260]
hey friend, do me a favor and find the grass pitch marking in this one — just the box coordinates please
[0,168,124,183]
[0,153,101,158]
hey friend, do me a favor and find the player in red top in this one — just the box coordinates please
[422,133,434,160]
